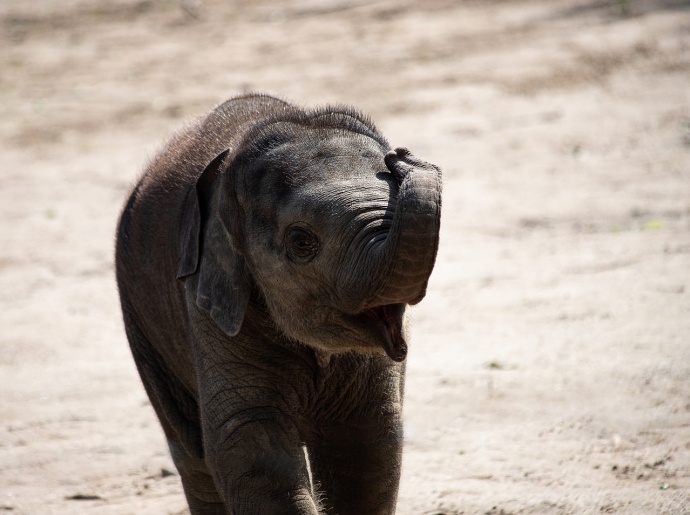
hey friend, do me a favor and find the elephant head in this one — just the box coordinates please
[177,107,442,362]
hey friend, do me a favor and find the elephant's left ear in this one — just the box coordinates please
[177,149,250,337]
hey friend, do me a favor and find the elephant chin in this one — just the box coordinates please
[363,303,408,362]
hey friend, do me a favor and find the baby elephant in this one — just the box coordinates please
[115,93,442,514]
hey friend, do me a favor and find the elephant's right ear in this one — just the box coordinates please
[176,149,249,337]
[177,149,230,279]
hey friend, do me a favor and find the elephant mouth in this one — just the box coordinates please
[363,303,407,362]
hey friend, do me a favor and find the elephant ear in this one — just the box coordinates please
[177,149,249,337]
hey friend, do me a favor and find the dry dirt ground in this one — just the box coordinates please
[1,0,690,513]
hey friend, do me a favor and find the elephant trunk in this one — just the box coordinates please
[366,147,442,307]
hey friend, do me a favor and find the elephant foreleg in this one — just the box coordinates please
[202,409,320,515]
[307,421,403,515]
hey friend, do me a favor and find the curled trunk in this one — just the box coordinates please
[365,147,442,307]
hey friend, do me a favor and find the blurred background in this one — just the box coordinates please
[1,1,689,513]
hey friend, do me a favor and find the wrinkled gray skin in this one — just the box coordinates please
[115,93,442,515]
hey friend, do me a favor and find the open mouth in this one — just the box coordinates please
[364,303,407,362]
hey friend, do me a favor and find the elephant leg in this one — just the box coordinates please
[121,305,224,513]
[307,419,404,515]
[168,438,227,515]
[200,409,320,515]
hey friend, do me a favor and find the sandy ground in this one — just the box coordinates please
[1,0,690,513]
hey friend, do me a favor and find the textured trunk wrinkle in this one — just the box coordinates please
[367,148,442,307]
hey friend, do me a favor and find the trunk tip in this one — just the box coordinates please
[384,147,411,181]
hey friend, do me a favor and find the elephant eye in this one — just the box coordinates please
[285,226,319,263]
